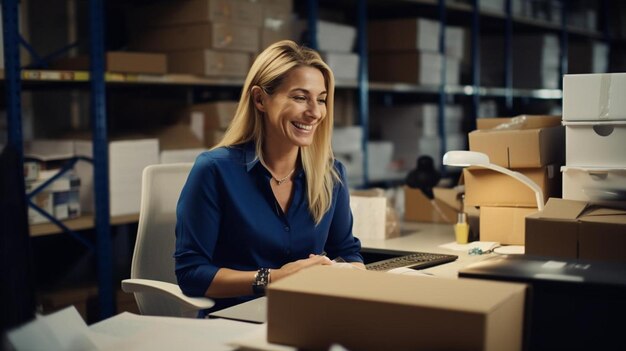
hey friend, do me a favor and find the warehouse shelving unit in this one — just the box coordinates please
[2,0,618,321]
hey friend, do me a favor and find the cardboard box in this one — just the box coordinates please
[404,186,461,224]
[316,20,356,53]
[183,101,237,131]
[368,18,440,52]
[563,73,626,121]
[464,165,560,208]
[267,266,527,351]
[469,116,564,168]
[167,49,250,77]
[369,51,442,85]
[564,121,626,168]
[131,0,263,27]
[476,115,561,130]
[480,206,538,245]
[320,52,359,81]
[526,198,626,262]
[130,23,260,53]
[52,52,167,74]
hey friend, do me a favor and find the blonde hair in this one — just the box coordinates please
[214,40,338,224]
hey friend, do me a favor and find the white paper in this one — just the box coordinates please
[229,324,296,351]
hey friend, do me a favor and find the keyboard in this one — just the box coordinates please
[365,252,458,271]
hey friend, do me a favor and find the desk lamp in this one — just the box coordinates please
[443,150,544,211]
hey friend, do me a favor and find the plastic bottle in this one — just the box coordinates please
[455,212,470,244]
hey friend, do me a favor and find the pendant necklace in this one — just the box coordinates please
[272,168,295,185]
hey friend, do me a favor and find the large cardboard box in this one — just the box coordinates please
[167,50,250,77]
[52,52,167,74]
[480,206,538,245]
[130,23,260,53]
[368,18,440,52]
[469,115,564,168]
[267,266,527,351]
[563,73,626,121]
[369,51,442,85]
[131,0,263,27]
[463,165,560,208]
[404,186,460,223]
[526,198,626,262]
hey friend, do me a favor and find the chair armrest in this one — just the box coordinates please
[121,278,215,311]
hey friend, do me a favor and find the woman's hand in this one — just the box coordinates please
[271,254,332,282]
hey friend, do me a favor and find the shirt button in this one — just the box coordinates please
[284,226,290,232]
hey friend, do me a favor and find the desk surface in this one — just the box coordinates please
[360,222,494,278]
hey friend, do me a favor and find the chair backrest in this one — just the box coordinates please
[130,163,193,315]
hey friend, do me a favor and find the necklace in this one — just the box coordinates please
[272,168,295,186]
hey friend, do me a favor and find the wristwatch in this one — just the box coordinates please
[252,268,271,295]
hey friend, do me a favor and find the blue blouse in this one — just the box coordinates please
[174,141,363,310]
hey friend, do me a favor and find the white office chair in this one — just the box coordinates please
[121,163,215,317]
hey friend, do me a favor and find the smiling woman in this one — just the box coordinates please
[173,40,365,315]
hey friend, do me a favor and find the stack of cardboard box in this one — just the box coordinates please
[368,18,462,86]
[128,0,294,77]
[526,73,626,262]
[466,115,564,245]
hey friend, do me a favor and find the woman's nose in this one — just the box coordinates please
[307,100,323,120]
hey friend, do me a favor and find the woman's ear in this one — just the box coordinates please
[251,86,266,113]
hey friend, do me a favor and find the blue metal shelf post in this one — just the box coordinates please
[470,0,480,131]
[89,0,114,320]
[559,0,568,89]
[504,0,513,114]
[357,0,369,187]
[438,0,448,169]
[306,0,318,50]
[3,0,23,161]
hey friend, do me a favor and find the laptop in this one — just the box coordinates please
[208,296,267,324]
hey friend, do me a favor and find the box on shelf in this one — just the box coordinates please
[564,121,626,167]
[130,22,260,53]
[368,18,440,52]
[526,198,626,263]
[404,186,461,224]
[568,41,609,74]
[130,0,263,28]
[52,52,167,74]
[151,124,204,151]
[267,266,527,351]
[469,115,564,168]
[334,150,364,187]
[74,138,159,217]
[260,4,294,50]
[480,206,538,245]
[320,52,359,81]
[563,73,626,121]
[512,34,560,89]
[367,141,393,181]
[464,165,560,208]
[316,20,356,53]
[369,51,442,85]
[561,166,626,203]
[445,25,466,60]
[182,101,238,140]
[167,49,250,77]
[332,126,363,154]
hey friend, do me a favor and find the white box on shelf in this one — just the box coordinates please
[317,20,356,53]
[562,166,626,203]
[75,139,159,217]
[563,73,626,121]
[332,126,363,154]
[320,52,359,81]
[367,141,393,180]
[446,57,461,86]
[445,26,466,60]
[564,121,626,167]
